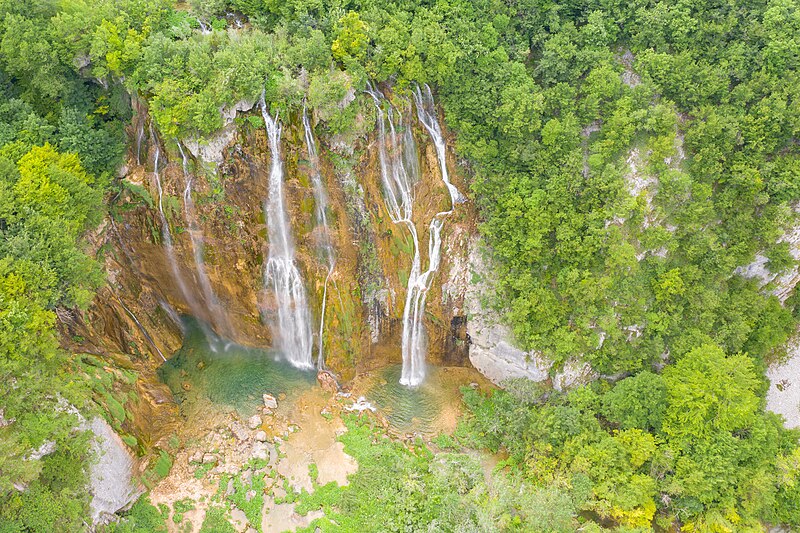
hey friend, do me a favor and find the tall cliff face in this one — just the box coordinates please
[71,90,476,386]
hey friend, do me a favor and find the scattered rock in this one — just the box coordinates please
[230,422,249,441]
[320,407,331,417]
[263,394,278,409]
[0,408,15,428]
[202,453,217,464]
[27,440,57,461]
[188,451,203,464]
[273,486,286,500]
[278,393,287,401]
[181,382,192,391]
[247,415,262,430]
[245,490,256,502]
[226,478,235,497]
[317,370,339,393]
[255,430,268,442]
[252,441,269,461]
[196,361,205,370]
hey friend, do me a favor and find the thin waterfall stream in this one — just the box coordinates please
[150,126,204,321]
[177,143,232,337]
[260,97,314,369]
[302,106,336,368]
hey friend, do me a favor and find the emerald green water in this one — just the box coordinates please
[158,317,316,415]
[365,365,453,435]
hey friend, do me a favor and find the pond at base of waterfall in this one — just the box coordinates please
[158,317,316,415]
[361,364,492,436]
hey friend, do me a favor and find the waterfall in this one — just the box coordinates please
[136,122,145,165]
[366,85,424,386]
[151,126,203,318]
[260,98,314,369]
[366,84,463,386]
[177,143,232,337]
[413,84,464,206]
[150,126,227,353]
[302,106,336,368]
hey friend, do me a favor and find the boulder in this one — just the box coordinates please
[316,370,339,393]
[87,417,143,525]
[247,415,262,430]
[252,441,269,461]
[262,394,278,410]
[230,422,249,441]
[202,453,217,464]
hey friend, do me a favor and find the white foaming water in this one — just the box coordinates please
[136,122,145,165]
[302,106,336,368]
[177,143,232,337]
[367,84,440,387]
[413,84,464,206]
[260,98,313,369]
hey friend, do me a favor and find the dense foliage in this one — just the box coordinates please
[460,347,800,530]
[0,0,135,528]
[1,0,799,530]
[296,416,581,532]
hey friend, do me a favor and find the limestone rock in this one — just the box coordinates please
[254,430,268,442]
[263,394,278,410]
[230,421,249,441]
[465,238,552,385]
[316,370,339,393]
[202,453,217,464]
[87,417,143,525]
[247,415,262,430]
[553,358,597,391]
[230,507,248,532]
[252,441,269,461]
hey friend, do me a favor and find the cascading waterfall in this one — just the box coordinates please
[404,84,463,385]
[302,106,336,368]
[151,126,203,319]
[177,143,232,337]
[150,126,224,353]
[367,84,463,386]
[260,97,314,369]
[136,122,145,165]
[115,295,166,362]
[413,84,464,206]
[366,85,425,386]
